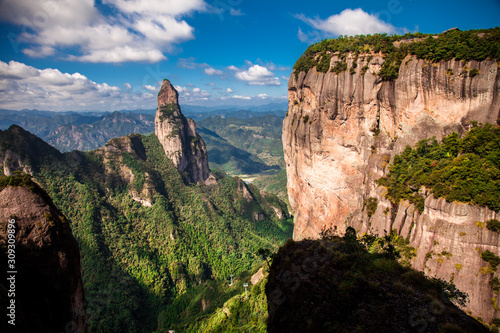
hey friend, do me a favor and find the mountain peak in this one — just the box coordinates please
[154,80,214,184]
[157,79,179,108]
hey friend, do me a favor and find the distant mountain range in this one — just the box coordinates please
[0,107,287,152]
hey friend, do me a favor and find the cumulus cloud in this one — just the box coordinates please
[174,84,211,103]
[143,84,157,92]
[124,83,132,90]
[257,93,268,99]
[204,67,223,76]
[234,65,281,86]
[0,0,207,63]
[0,60,156,111]
[296,8,397,37]
[226,88,233,93]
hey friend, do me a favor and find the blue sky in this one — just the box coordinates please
[0,0,499,111]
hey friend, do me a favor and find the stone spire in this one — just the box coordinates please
[154,79,213,184]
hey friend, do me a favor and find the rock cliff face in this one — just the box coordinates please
[155,79,213,184]
[284,51,500,322]
[0,176,87,332]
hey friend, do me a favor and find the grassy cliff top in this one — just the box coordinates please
[293,27,500,80]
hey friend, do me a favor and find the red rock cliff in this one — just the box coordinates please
[283,48,500,321]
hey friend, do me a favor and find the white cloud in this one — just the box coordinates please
[103,0,206,16]
[204,67,223,76]
[230,8,244,16]
[235,65,281,86]
[124,83,132,90]
[227,65,239,71]
[143,85,157,92]
[69,46,166,63]
[257,93,268,99]
[226,88,233,93]
[174,85,211,103]
[296,8,397,37]
[297,27,309,43]
[0,0,207,63]
[0,60,156,111]
[231,95,251,100]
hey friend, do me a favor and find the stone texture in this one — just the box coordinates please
[155,79,214,184]
[0,184,87,332]
[251,267,265,285]
[283,51,500,322]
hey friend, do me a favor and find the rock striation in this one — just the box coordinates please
[284,46,500,321]
[0,175,87,332]
[155,79,214,184]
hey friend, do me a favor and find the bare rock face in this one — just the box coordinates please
[0,178,87,332]
[283,52,500,322]
[155,79,214,184]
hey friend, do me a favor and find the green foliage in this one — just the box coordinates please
[158,266,268,332]
[364,197,378,217]
[0,126,293,332]
[486,219,500,233]
[0,172,37,191]
[316,52,332,73]
[159,103,180,121]
[293,28,500,80]
[481,250,500,271]
[252,170,289,207]
[361,229,416,267]
[469,68,480,78]
[490,277,500,293]
[331,60,347,74]
[378,124,500,212]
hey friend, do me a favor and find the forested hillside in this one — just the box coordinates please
[0,125,293,331]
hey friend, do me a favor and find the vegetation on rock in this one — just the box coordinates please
[293,27,500,80]
[378,123,500,212]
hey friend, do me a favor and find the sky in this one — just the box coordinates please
[0,0,499,112]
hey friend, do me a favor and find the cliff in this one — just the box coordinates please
[155,79,214,184]
[0,174,87,332]
[283,30,500,323]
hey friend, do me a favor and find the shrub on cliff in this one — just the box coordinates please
[293,27,500,80]
[378,123,500,212]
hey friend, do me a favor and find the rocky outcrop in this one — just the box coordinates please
[0,175,87,332]
[284,49,500,321]
[155,79,214,184]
